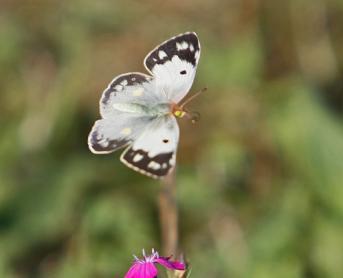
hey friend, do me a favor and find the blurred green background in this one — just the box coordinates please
[1,0,343,277]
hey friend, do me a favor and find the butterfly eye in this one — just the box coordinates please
[174,110,185,118]
[180,70,187,75]
[163,139,169,143]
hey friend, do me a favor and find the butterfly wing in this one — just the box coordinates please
[89,72,160,154]
[120,115,179,179]
[99,72,164,119]
[144,32,200,103]
[88,115,153,154]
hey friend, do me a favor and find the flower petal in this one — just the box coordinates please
[124,262,158,278]
[124,262,141,278]
[143,262,158,278]
[155,257,185,270]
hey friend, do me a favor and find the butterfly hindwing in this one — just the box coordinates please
[88,115,153,154]
[144,32,200,103]
[120,116,179,178]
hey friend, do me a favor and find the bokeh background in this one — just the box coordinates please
[1,0,343,277]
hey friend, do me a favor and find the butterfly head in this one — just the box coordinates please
[173,109,186,118]
[171,103,200,124]
[171,87,206,122]
[171,103,186,118]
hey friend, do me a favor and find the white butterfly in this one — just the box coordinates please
[88,32,201,178]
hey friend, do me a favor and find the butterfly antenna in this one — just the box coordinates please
[180,87,207,109]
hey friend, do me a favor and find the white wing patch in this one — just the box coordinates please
[158,51,168,59]
[131,116,179,157]
[152,55,197,103]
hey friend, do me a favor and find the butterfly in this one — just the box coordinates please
[88,32,201,179]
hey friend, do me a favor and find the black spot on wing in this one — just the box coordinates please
[145,32,200,71]
[122,148,174,177]
[101,73,152,106]
[89,129,129,153]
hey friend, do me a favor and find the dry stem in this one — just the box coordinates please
[158,169,178,256]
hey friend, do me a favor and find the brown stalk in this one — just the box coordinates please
[158,168,178,256]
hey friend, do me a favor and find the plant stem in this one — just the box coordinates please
[158,169,178,256]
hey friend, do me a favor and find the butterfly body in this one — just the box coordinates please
[112,102,171,117]
[88,32,201,178]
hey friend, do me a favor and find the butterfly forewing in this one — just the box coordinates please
[144,32,200,103]
[100,72,164,118]
[120,116,179,178]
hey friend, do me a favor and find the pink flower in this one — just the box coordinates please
[124,249,185,278]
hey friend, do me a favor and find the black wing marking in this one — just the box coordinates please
[88,124,129,154]
[120,148,175,179]
[144,32,200,71]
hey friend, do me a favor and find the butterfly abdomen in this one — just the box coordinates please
[148,103,171,117]
[112,102,171,117]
